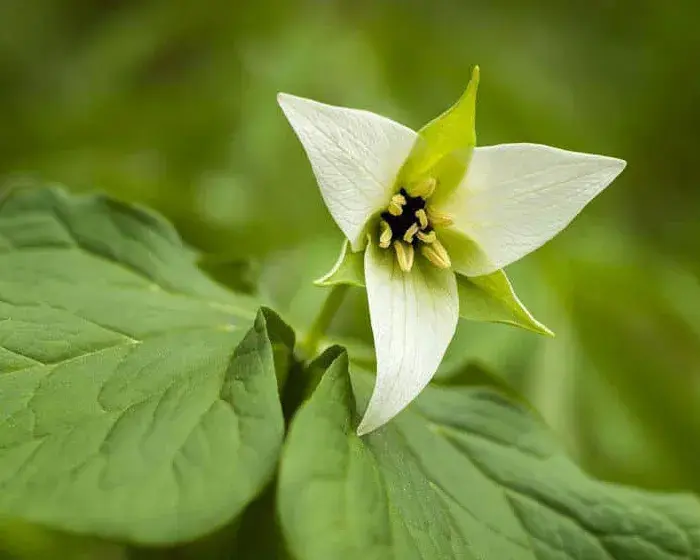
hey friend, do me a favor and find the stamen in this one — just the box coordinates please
[403,223,419,243]
[427,208,454,227]
[379,220,393,248]
[387,194,406,216]
[393,241,415,272]
[416,230,436,244]
[421,239,451,269]
[407,177,436,199]
[415,209,428,229]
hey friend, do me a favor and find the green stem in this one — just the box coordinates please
[300,284,350,360]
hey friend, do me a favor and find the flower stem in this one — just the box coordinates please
[300,284,350,359]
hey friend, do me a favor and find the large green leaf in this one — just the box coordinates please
[0,187,289,544]
[279,349,700,560]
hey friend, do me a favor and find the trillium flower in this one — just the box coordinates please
[278,67,626,435]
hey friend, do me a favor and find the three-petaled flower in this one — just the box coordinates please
[278,67,626,435]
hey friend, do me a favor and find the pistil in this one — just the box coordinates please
[378,179,453,272]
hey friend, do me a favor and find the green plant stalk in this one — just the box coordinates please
[300,284,350,359]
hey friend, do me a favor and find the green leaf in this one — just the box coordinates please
[279,351,700,560]
[198,254,262,297]
[457,270,553,336]
[229,484,293,560]
[398,66,480,200]
[0,518,123,560]
[0,187,288,544]
[313,240,365,288]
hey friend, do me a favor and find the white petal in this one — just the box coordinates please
[358,243,458,435]
[278,93,417,250]
[441,143,626,275]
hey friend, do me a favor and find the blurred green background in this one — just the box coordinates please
[2,0,700,557]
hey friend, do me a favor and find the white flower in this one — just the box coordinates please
[278,67,626,435]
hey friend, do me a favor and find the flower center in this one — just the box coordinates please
[380,188,427,243]
[377,178,453,272]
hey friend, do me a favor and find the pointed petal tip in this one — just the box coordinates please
[356,414,382,437]
[355,396,385,436]
[276,91,293,108]
[356,424,371,437]
[277,92,309,111]
[598,153,626,170]
[602,155,627,181]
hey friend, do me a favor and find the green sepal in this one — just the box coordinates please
[313,240,365,288]
[457,270,554,336]
[314,241,551,336]
[398,66,480,200]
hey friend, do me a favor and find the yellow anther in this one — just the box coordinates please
[407,177,436,199]
[416,230,436,244]
[427,208,454,227]
[379,220,393,248]
[415,209,428,229]
[387,194,406,216]
[393,194,407,205]
[421,238,451,269]
[403,223,419,243]
[393,241,415,272]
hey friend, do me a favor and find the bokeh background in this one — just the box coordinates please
[2,0,700,557]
